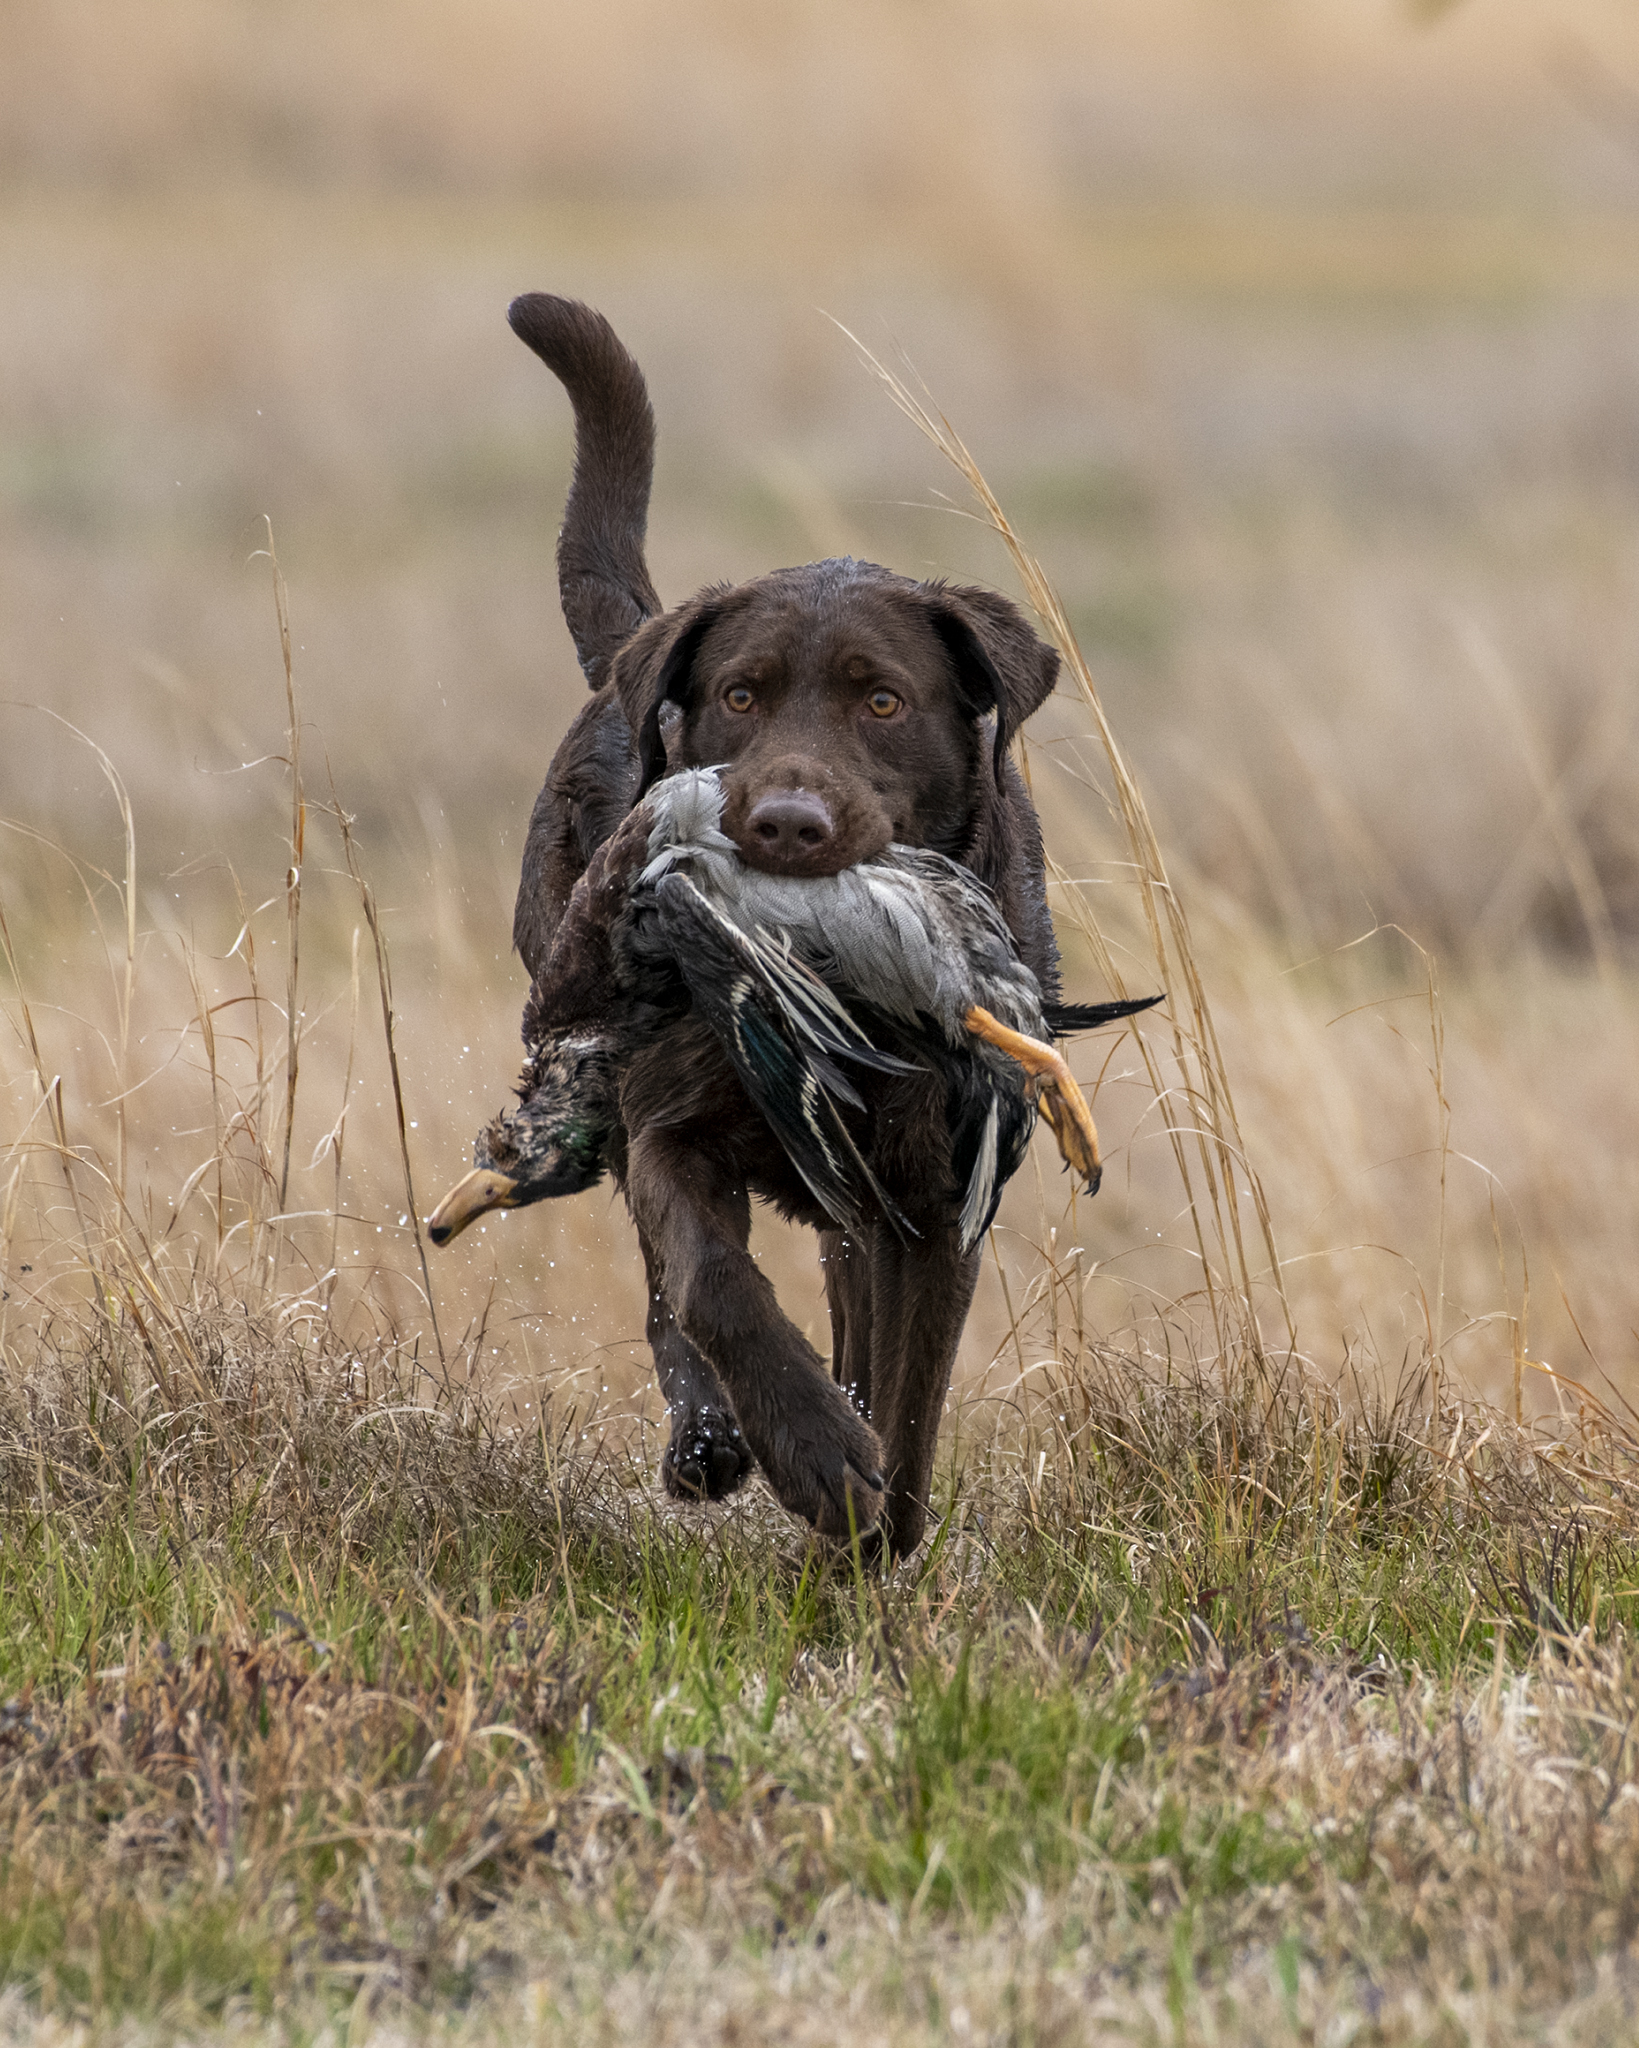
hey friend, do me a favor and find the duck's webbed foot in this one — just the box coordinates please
[963,1004,1103,1195]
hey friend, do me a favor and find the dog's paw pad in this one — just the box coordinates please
[661,1406,753,1502]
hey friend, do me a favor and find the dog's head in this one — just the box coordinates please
[609,558,1059,877]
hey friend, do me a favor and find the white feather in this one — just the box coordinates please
[958,1096,1000,1254]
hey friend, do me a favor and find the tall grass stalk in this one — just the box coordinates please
[843,332,1293,1367]
[264,524,306,1222]
[332,776,447,1377]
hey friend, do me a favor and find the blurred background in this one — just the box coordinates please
[4,0,1639,1418]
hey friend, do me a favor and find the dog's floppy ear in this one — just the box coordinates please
[610,595,724,795]
[924,585,1060,782]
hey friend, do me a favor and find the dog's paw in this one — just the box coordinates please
[661,1404,754,1501]
[786,1407,886,1545]
[824,1460,888,1547]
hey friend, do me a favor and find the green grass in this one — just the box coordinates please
[3,1305,1639,2041]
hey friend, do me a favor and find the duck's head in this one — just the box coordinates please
[427,1036,618,1245]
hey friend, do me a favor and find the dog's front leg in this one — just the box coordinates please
[626,1130,887,1541]
[637,1220,754,1502]
[865,1225,983,1558]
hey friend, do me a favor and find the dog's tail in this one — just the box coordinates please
[508,294,663,689]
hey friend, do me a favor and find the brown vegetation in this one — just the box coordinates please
[6,2,1639,2036]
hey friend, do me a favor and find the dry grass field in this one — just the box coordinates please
[6,2,1639,2040]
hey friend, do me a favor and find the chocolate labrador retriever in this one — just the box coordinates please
[503,294,1067,1556]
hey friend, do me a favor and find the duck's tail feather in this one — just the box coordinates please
[1044,994,1163,1036]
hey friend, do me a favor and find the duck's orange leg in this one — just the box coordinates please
[963,1005,1102,1191]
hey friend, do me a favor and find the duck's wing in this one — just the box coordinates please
[652,872,917,1243]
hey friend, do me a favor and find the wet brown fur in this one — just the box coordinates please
[506,294,1064,1555]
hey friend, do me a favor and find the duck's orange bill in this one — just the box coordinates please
[427,1167,521,1246]
[963,1005,1102,1191]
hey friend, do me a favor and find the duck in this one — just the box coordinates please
[428,742,1159,1253]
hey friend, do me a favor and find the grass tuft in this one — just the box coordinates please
[2,1285,1639,2033]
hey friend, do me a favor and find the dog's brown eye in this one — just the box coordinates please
[867,689,902,719]
[724,686,755,713]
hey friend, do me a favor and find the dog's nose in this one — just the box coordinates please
[745,790,835,860]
